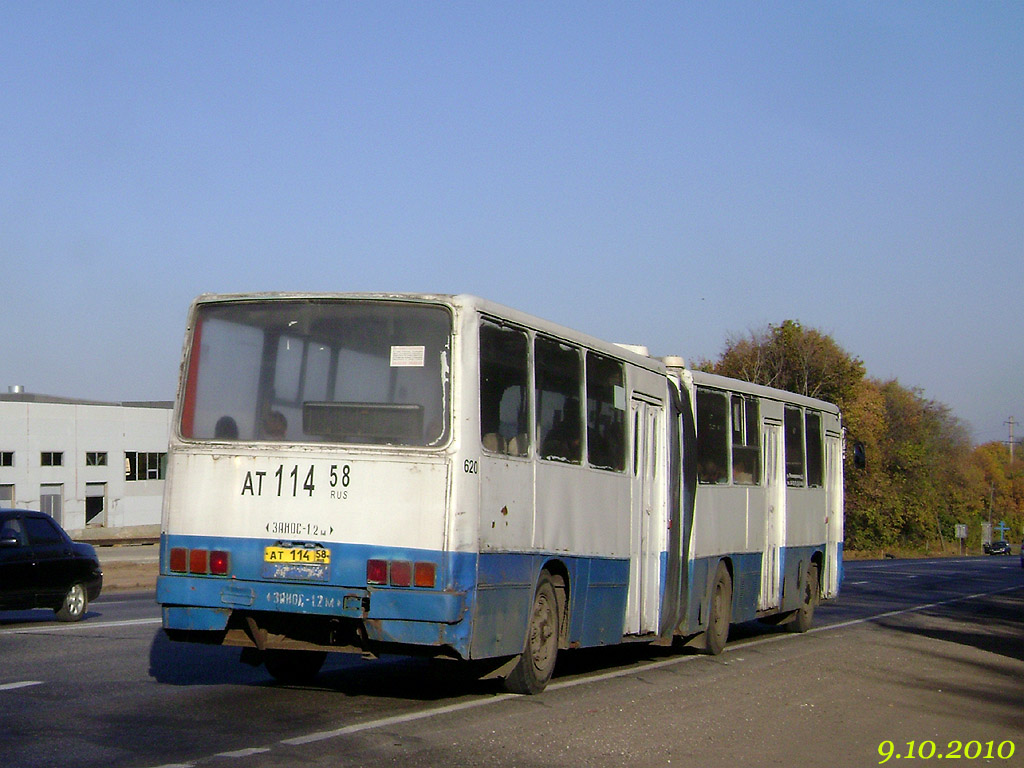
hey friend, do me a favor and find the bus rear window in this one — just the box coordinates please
[181,299,451,447]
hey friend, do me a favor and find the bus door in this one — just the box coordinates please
[823,432,843,597]
[626,397,663,635]
[759,419,785,610]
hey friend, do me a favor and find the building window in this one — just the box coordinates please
[0,484,13,506]
[86,452,108,466]
[0,452,13,467]
[40,484,63,523]
[41,452,64,467]
[125,452,168,481]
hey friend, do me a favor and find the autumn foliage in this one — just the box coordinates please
[700,321,1023,554]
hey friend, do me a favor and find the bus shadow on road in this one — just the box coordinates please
[146,619,795,696]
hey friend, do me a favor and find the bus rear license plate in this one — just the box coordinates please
[264,546,331,565]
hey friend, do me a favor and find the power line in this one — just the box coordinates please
[1006,416,1019,462]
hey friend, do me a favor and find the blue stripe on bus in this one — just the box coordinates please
[159,536,839,657]
[158,534,633,659]
[682,544,830,631]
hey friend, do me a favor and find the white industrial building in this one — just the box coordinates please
[0,387,172,540]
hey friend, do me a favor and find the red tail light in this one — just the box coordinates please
[390,560,412,587]
[189,549,209,574]
[367,558,437,588]
[210,550,230,575]
[414,561,436,588]
[169,547,187,573]
[170,547,230,576]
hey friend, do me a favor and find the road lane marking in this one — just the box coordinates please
[0,681,43,692]
[809,585,1022,634]
[216,747,272,758]
[0,618,161,636]
[281,695,518,745]
[119,579,1023,768]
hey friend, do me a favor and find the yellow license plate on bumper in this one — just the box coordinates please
[264,546,331,564]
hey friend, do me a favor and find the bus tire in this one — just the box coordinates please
[787,563,819,634]
[504,573,559,694]
[264,649,327,685]
[705,562,731,655]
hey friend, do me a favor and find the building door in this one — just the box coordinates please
[39,484,63,526]
[759,421,785,610]
[626,397,663,635]
[86,483,107,527]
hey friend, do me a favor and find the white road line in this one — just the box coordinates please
[98,579,1024,768]
[281,696,518,745]
[0,681,43,692]
[216,747,272,758]
[807,585,1022,635]
[0,617,161,636]
[281,583,1024,748]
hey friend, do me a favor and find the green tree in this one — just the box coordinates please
[709,320,865,410]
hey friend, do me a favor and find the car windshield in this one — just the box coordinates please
[180,299,452,447]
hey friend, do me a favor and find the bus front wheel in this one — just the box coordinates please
[504,573,559,695]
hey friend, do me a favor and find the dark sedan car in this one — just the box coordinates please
[983,540,1012,556]
[0,508,103,621]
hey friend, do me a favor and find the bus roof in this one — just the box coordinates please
[689,369,841,415]
[189,292,667,374]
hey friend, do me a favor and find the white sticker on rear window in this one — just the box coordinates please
[390,345,425,367]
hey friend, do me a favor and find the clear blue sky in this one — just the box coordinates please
[2,2,1021,444]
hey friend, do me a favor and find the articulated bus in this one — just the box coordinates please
[157,293,843,693]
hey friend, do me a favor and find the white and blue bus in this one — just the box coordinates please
[157,293,843,693]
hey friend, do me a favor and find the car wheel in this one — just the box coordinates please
[55,583,88,622]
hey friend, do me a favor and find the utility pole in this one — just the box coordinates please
[1006,416,1018,462]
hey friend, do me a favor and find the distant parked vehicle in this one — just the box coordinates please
[0,508,103,621]
[983,540,1011,556]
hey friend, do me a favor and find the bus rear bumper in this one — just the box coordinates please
[157,574,471,655]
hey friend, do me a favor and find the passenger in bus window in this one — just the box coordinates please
[264,411,287,439]
[541,398,582,462]
[214,416,239,439]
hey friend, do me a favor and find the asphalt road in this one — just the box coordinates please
[1,557,1021,768]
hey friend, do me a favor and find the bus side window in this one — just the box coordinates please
[479,321,530,456]
[731,396,760,485]
[535,337,582,464]
[696,389,729,484]
[585,352,626,472]
[805,411,823,487]
[784,406,805,486]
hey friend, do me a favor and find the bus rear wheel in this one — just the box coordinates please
[264,649,327,685]
[787,563,819,633]
[705,562,732,655]
[504,573,559,695]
